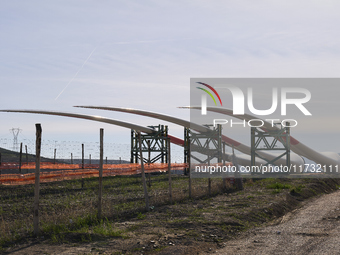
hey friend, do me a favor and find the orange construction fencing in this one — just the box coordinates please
[0,163,188,186]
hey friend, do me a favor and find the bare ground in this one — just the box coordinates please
[2,178,340,255]
[209,189,340,255]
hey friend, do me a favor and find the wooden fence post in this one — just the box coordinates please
[25,145,28,166]
[81,144,84,188]
[54,148,56,164]
[168,139,172,204]
[222,142,227,190]
[98,128,104,219]
[147,140,151,188]
[188,143,192,199]
[232,145,243,191]
[208,144,211,196]
[19,143,23,173]
[82,144,84,169]
[34,124,42,236]
[138,132,149,211]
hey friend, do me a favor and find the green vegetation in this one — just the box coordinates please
[137,212,146,220]
[265,181,292,194]
[290,184,306,194]
[266,182,292,190]
[1,175,339,253]
[0,174,222,249]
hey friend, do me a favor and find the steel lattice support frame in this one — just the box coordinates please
[184,125,223,166]
[251,123,291,170]
[130,125,169,164]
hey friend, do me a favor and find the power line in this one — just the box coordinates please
[10,128,22,151]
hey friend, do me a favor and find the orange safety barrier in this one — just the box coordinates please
[0,163,188,186]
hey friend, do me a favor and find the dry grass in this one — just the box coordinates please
[0,173,228,249]
[2,176,340,254]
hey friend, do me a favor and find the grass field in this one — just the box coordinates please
[0,173,222,248]
[1,173,340,254]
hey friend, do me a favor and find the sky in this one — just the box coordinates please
[1,0,340,159]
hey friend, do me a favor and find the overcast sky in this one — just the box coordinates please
[1,0,340,157]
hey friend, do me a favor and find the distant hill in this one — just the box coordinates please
[0,147,52,163]
[58,158,130,164]
[0,147,129,165]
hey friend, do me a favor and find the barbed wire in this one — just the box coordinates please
[0,138,184,163]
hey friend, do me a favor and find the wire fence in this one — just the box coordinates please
[0,138,185,165]
[0,167,231,247]
[0,136,233,248]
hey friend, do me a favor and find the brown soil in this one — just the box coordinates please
[2,178,340,255]
[209,188,340,254]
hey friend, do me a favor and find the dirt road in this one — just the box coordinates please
[210,190,340,255]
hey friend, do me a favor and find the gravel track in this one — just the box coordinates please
[210,190,340,255]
